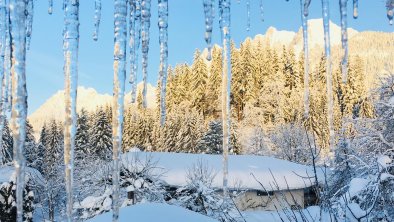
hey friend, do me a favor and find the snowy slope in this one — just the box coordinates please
[123,151,323,191]
[87,203,219,222]
[28,83,156,135]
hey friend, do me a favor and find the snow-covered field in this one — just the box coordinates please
[87,203,219,222]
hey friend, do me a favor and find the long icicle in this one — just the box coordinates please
[300,0,310,118]
[5,2,10,113]
[141,0,151,109]
[130,0,141,103]
[387,0,394,25]
[48,0,53,14]
[128,0,136,97]
[203,0,214,61]
[112,0,127,221]
[9,0,28,221]
[321,0,335,158]
[93,0,101,41]
[352,0,358,19]
[219,0,231,200]
[26,0,33,50]
[260,0,264,22]
[246,0,250,31]
[340,0,348,84]
[158,0,168,126]
[63,0,79,221]
[0,0,6,164]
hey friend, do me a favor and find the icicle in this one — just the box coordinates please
[203,0,214,61]
[130,0,141,103]
[48,0,53,14]
[5,5,10,113]
[63,0,79,221]
[246,0,250,31]
[141,0,151,109]
[300,0,310,118]
[112,0,127,221]
[260,0,264,22]
[158,0,168,126]
[321,0,335,158]
[9,0,28,221]
[0,0,7,164]
[128,1,136,102]
[219,0,231,199]
[93,0,101,41]
[26,0,33,50]
[387,0,394,25]
[340,0,348,83]
[353,0,358,19]
[304,0,311,16]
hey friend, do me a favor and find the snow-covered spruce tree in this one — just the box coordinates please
[329,74,394,221]
[75,108,90,160]
[0,176,35,221]
[75,154,166,220]
[0,119,13,165]
[169,160,240,222]
[175,109,205,153]
[197,120,241,155]
[197,120,222,154]
[25,120,44,172]
[40,119,65,221]
[191,49,208,117]
[90,107,112,160]
[206,46,222,120]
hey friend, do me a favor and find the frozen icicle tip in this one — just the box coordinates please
[353,9,358,19]
[48,7,53,14]
[390,19,393,25]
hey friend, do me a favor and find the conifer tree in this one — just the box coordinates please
[0,120,13,164]
[191,50,208,116]
[90,108,112,160]
[75,108,90,159]
[206,46,222,119]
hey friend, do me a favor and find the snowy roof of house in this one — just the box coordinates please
[0,165,44,184]
[87,203,219,222]
[122,151,324,191]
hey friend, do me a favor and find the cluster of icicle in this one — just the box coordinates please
[1,0,393,221]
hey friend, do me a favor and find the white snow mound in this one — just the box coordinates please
[87,203,219,222]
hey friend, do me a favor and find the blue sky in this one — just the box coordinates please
[26,0,393,113]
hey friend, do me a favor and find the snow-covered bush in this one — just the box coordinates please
[269,123,319,164]
[330,74,394,221]
[74,153,166,220]
[169,160,242,222]
[0,169,36,222]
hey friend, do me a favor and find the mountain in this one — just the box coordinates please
[28,83,156,136]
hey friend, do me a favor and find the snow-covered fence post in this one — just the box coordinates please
[9,0,28,221]
[112,0,127,221]
[63,0,80,221]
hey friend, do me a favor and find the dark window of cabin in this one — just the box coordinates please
[257,190,274,196]
[304,187,318,207]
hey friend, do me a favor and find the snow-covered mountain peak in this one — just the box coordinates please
[28,83,156,135]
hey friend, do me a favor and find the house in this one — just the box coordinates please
[122,150,322,211]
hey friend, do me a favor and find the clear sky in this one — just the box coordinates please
[26,0,393,113]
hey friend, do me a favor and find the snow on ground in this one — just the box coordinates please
[243,206,321,222]
[87,203,219,222]
[0,165,43,183]
[123,151,323,191]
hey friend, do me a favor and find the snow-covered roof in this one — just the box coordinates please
[87,203,218,222]
[123,151,323,191]
[0,165,44,184]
